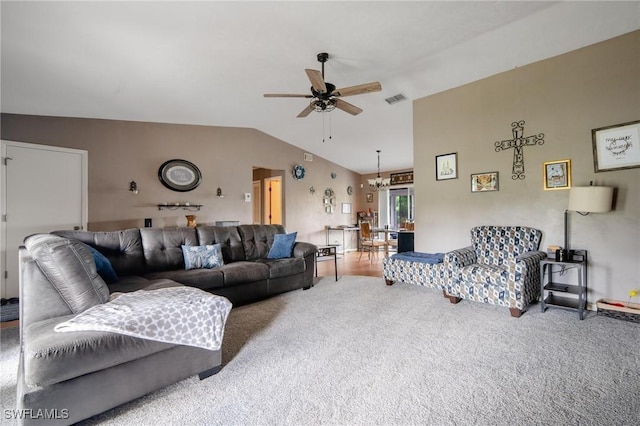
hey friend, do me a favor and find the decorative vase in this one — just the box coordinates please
[185,215,197,228]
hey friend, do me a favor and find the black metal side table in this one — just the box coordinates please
[315,244,339,281]
[540,249,588,320]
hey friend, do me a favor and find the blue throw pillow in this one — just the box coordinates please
[182,244,224,270]
[267,232,297,259]
[84,244,118,284]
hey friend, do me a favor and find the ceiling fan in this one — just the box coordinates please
[264,52,382,118]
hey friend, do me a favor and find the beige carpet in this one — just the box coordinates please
[2,275,639,425]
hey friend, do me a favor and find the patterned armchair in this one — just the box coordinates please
[444,226,546,317]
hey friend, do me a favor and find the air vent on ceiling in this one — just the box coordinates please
[304,153,313,162]
[385,93,407,105]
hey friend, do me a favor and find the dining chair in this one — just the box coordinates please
[359,222,387,262]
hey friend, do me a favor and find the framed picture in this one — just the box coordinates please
[390,171,414,185]
[592,120,640,172]
[341,203,351,214]
[543,159,572,190]
[158,159,202,192]
[471,172,499,192]
[435,153,457,180]
[366,193,373,203]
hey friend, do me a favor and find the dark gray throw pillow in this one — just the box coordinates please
[24,234,110,314]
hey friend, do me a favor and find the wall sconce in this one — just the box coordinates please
[129,181,138,194]
[216,187,224,198]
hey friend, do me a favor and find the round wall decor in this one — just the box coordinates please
[292,164,306,180]
[158,159,202,192]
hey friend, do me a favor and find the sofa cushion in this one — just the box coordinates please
[84,243,118,284]
[23,316,175,387]
[24,234,110,314]
[140,227,198,272]
[196,226,246,263]
[108,276,183,293]
[256,257,305,279]
[267,232,297,259]
[238,224,286,261]
[182,244,224,270]
[218,261,269,287]
[144,269,224,291]
[52,228,146,276]
[460,264,508,286]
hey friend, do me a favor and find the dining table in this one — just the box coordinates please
[371,227,401,257]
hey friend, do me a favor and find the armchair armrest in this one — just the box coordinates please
[512,250,547,284]
[507,250,548,306]
[516,250,547,265]
[292,242,318,259]
[444,246,476,270]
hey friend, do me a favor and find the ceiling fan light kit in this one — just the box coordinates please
[264,52,382,119]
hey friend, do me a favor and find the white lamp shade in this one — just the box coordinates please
[568,186,613,213]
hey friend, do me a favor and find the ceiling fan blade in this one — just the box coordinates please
[297,103,315,118]
[264,93,313,98]
[333,81,382,97]
[305,69,327,94]
[335,99,363,116]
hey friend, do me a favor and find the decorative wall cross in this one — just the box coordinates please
[495,120,545,179]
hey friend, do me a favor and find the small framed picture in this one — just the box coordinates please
[471,172,499,192]
[341,203,351,214]
[366,193,374,203]
[543,159,572,190]
[592,120,640,172]
[436,152,458,181]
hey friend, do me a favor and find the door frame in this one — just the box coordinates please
[1,140,89,297]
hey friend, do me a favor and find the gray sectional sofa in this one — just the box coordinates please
[17,224,317,425]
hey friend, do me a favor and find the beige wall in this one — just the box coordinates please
[413,31,640,304]
[0,115,363,246]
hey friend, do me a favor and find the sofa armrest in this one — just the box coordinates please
[292,242,318,259]
[444,246,476,270]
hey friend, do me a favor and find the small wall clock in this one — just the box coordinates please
[292,164,306,180]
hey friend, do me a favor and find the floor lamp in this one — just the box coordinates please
[563,185,614,261]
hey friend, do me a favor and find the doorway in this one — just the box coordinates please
[252,168,284,226]
[379,186,414,228]
[1,141,88,298]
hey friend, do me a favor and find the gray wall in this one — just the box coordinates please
[0,115,363,246]
[413,31,640,304]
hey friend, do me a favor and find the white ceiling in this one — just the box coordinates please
[2,1,639,174]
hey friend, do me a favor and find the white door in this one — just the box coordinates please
[1,141,87,298]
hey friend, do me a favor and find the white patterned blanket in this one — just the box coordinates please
[54,287,232,351]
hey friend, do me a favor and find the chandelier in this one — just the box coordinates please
[368,150,390,191]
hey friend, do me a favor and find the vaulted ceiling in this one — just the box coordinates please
[2,1,639,174]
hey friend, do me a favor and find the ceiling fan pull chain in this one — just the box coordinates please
[329,111,332,140]
[322,113,326,143]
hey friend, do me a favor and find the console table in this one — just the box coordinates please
[325,226,359,253]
